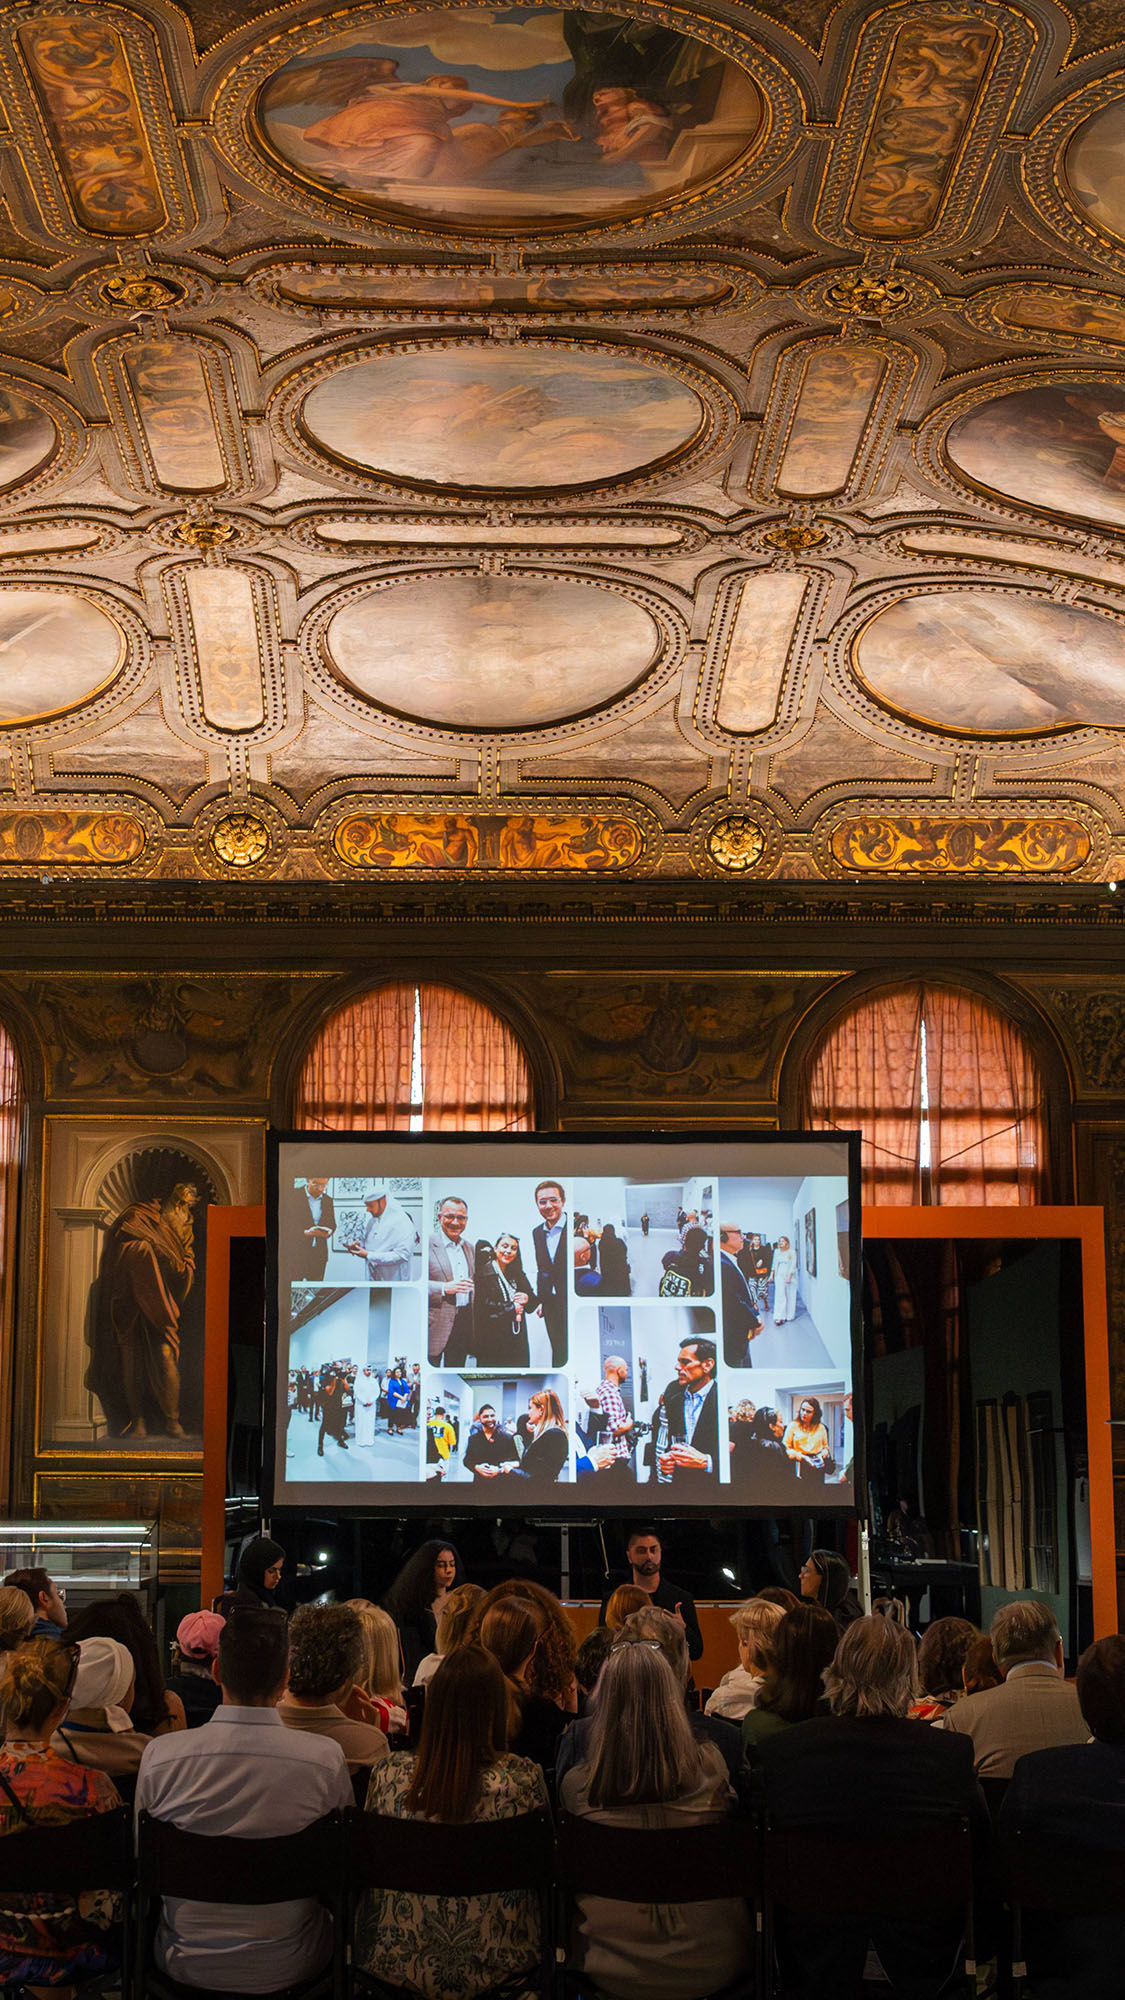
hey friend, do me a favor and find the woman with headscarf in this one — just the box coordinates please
[799,1550,862,1632]
[217,1535,285,1617]
[64,1593,186,1735]
[50,1637,150,1782]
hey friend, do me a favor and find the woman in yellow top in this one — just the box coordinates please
[782,1396,830,1473]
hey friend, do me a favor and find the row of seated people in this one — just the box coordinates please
[0,1562,1117,2000]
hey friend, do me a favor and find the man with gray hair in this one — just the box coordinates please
[942,1598,1087,1777]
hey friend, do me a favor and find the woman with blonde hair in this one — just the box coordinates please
[604,1584,649,1632]
[0,1639,123,1988]
[346,1601,407,1734]
[478,1594,573,1769]
[357,1647,546,2000]
[705,1595,785,1721]
[516,1389,569,1482]
[0,1585,34,1667]
[560,1642,752,1998]
[412,1582,485,1688]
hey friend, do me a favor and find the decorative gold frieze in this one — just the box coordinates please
[706,817,766,872]
[333,811,644,872]
[210,812,271,868]
[0,811,145,866]
[830,816,1092,875]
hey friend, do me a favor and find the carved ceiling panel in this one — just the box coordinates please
[0,0,1122,891]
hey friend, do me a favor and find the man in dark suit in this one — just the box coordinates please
[999,1634,1125,1999]
[287,1177,335,1281]
[657,1336,720,1488]
[531,1178,568,1367]
[719,1224,762,1367]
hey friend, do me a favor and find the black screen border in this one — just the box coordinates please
[264,1126,864,1520]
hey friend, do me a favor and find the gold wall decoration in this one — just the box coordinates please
[847,20,998,238]
[824,269,911,317]
[0,810,145,866]
[776,345,887,498]
[830,815,1092,875]
[18,19,166,235]
[98,270,181,313]
[210,813,271,867]
[706,817,766,871]
[333,810,643,872]
[180,570,267,732]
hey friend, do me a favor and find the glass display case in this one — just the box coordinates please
[0,1521,157,1622]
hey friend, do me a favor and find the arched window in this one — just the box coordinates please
[294,981,534,1131]
[799,980,1045,1205]
[0,1021,23,1364]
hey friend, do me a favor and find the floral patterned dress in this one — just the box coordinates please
[357,1751,547,2000]
[0,1743,122,1986]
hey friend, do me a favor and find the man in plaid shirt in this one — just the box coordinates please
[584,1355,634,1463]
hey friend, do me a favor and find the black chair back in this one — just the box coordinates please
[556,1809,759,1905]
[764,1815,974,1916]
[0,1804,132,1892]
[979,1776,1010,1823]
[1001,1825,1125,1914]
[137,1808,347,1904]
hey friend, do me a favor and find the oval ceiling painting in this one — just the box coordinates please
[301,344,705,490]
[257,9,762,229]
[324,573,662,729]
[1066,99,1125,245]
[0,386,57,493]
[946,381,1125,532]
[0,587,125,726]
[853,590,1125,736]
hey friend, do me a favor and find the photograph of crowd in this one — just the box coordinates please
[274,1158,853,1502]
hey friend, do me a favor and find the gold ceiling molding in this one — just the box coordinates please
[331,806,648,874]
[1020,67,1125,262]
[0,374,86,506]
[210,810,271,868]
[749,333,918,507]
[272,329,740,503]
[812,3,1037,252]
[961,281,1125,358]
[0,808,146,867]
[690,801,780,878]
[0,8,195,245]
[160,561,285,740]
[696,566,824,742]
[823,813,1095,878]
[290,509,703,558]
[208,0,805,249]
[92,330,254,499]
[704,815,766,872]
[247,253,761,323]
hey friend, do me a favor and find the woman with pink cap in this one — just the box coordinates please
[167,1611,224,1728]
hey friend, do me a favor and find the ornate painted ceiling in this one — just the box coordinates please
[2,0,1125,889]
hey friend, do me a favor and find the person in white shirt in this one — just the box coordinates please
[343,1183,415,1283]
[353,1366,379,1449]
[705,1596,786,1722]
[135,1606,352,1994]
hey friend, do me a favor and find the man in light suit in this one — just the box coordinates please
[427,1194,474,1365]
[531,1179,568,1368]
[286,1177,335,1281]
[719,1224,762,1368]
[656,1336,720,1489]
[942,1599,1087,1777]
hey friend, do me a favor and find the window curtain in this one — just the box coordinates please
[294,984,417,1130]
[801,983,925,1204]
[294,982,532,1131]
[923,985,1044,1205]
[0,1026,22,1412]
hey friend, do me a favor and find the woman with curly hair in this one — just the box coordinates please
[478,1593,576,1769]
[909,1617,979,1721]
[382,1542,464,1686]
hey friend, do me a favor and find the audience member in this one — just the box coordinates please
[279,1605,389,1775]
[167,1612,224,1728]
[962,1634,1003,1696]
[742,1602,838,1760]
[575,1626,614,1700]
[383,1542,463,1686]
[357,1647,547,2000]
[942,1600,1087,1776]
[479,1578,578,1709]
[3,1568,67,1640]
[758,1616,985,1999]
[479,1595,574,1768]
[598,1527,703,1662]
[705,1596,785,1721]
[603,1584,649,1632]
[799,1549,862,1631]
[559,1608,741,1782]
[909,1617,979,1721]
[65,1593,186,1735]
[999,1634,1125,2000]
[135,1605,352,1992]
[412,1581,485,1688]
[0,1640,122,1988]
[51,1636,151,1780]
[0,1584,34,1666]
[560,1641,753,1999]
[217,1536,285,1617]
[347,1602,408,1734]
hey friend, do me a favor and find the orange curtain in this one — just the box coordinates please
[418,984,532,1131]
[924,985,1044,1206]
[801,982,925,1204]
[294,984,416,1131]
[0,1026,22,1400]
[294,982,532,1131]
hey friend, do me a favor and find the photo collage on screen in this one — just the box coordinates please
[278,1164,854,1503]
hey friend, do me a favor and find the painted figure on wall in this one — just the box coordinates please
[87,1180,200,1440]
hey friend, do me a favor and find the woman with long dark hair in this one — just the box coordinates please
[472,1234,538,1367]
[741,1601,838,1759]
[383,1541,464,1687]
[63,1594,185,1736]
[356,1647,546,2000]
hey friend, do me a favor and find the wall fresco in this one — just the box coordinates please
[853,590,1125,734]
[0,387,57,493]
[997,287,1125,350]
[300,344,704,490]
[122,339,226,491]
[716,573,807,733]
[847,21,997,237]
[19,19,166,234]
[181,568,266,730]
[1067,98,1125,246]
[274,263,734,311]
[946,382,1125,532]
[830,815,1092,874]
[0,588,125,725]
[776,345,886,497]
[258,8,761,228]
[0,811,145,865]
[324,574,662,729]
[333,809,643,870]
